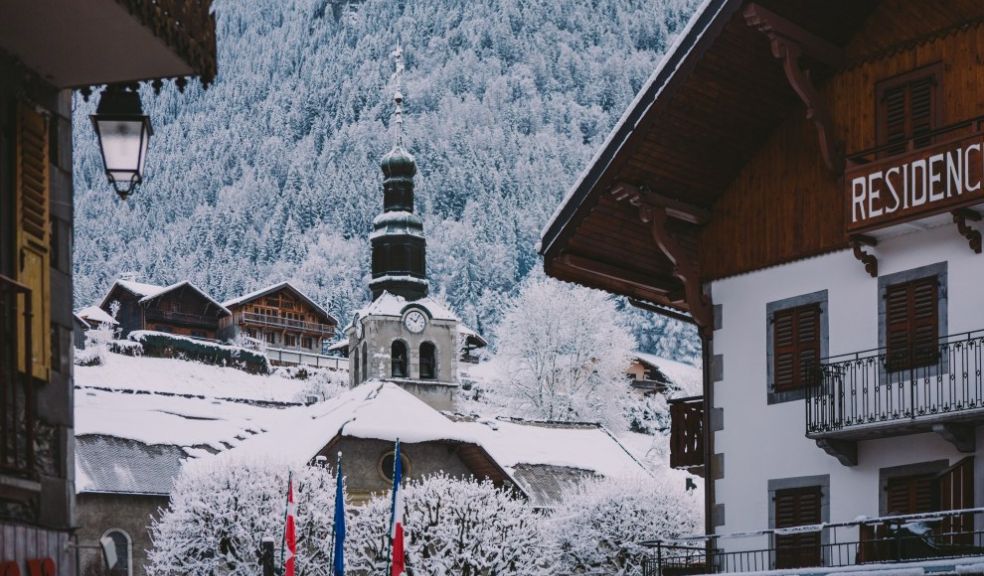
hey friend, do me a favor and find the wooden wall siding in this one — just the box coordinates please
[700,19,984,281]
[0,523,72,575]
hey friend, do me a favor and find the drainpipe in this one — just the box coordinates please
[701,327,715,563]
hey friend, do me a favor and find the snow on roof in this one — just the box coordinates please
[459,418,648,479]
[632,352,702,397]
[221,281,336,323]
[76,305,118,326]
[115,279,167,298]
[458,324,488,348]
[75,352,310,403]
[356,291,459,322]
[137,280,231,314]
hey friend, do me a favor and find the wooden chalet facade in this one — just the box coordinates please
[0,2,216,575]
[219,282,338,360]
[541,1,984,575]
[99,280,230,339]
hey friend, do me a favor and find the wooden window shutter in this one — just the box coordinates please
[885,278,938,372]
[774,486,822,569]
[877,66,940,156]
[885,473,937,515]
[773,304,820,392]
[14,102,51,382]
[938,457,974,545]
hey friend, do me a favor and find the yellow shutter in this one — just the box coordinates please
[15,102,51,382]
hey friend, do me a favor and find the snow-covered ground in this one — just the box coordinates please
[75,352,315,402]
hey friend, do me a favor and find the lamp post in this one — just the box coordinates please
[91,84,152,200]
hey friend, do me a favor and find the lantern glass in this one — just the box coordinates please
[91,87,153,199]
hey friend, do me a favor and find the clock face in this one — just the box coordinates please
[403,310,427,333]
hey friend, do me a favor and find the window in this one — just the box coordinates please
[352,347,360,384]
[877,65,941,156]
[285,334,297,347]
[379,451,411,482]
[419,342,436,379]
[302,336,312,349]
[885,473,937,515]
[361,341,368,382]
[265,332,276,344]
[102,529,133,576]
[768,291,827,404]
[885,276,939,371]
[391,340,408,378]
[774,487,822,569]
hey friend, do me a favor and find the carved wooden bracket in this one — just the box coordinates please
[744,3,844,174]
[952,208,982,254]
[610,182,714,334]
[850,235,878,278]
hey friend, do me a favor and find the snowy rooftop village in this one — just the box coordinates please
[5,1,984,576]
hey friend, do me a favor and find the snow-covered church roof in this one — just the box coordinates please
[355,291,459,322]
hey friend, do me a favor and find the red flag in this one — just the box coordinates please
[285,477,296,576]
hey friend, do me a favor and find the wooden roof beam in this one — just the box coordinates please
[556,254,680,296]
[744,3,845,175]
[611,182,711,225]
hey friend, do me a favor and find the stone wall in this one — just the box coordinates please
[75,493,169,576]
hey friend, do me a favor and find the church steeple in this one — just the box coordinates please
[369,46,429,301]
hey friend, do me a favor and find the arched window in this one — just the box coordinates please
[379,451,411,482]
[391,340,408,378]
[352,347,360,384]
[419,342,436,379]
[102,529,132,576]
[361,341,368,382]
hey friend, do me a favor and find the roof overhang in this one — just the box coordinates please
[0,0,217,88]
[539,0,883,330]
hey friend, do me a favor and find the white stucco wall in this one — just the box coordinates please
[709,222,984,553]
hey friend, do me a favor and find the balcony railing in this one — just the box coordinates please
[669,396,703,469]
[643,509,984,576]
[0,275,36,477]
[241,312,335,337]
[806,330,984,439]
[146,309,219,329]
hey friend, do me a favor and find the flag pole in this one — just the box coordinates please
[386,438,401,576]
[279,470,292,576]
[327,453,339,575]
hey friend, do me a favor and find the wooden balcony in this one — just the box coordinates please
[0,275,36,478]
[669,396,704,470]
[145,309,219,330]
[240,312,335,338]
[845,117,984,237]
[807,330,984,465]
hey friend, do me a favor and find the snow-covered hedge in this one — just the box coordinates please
[147,462,337,576]
[130,331,269,374]
[542,476,702,576]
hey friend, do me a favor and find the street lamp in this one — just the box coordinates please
[91,85,152,200]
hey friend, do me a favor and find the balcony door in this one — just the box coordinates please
[774,486,822,569]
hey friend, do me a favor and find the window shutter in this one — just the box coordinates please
[775,487,822,569]
[15,102,51,382]
[938,457,974,545]
[877,67,940,155]
[773,304,821,392]
[909,77,935,148]
[885,278,938,372]
[885,473,937,515]
[881,85,907,155]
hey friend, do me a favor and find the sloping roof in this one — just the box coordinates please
[76,305,119,326]
[458,324,488,349]
[76,435,185,495]
[100,279,230,315]
[356,292,459,322]
[632,352,703,397]
[115,280,166,299]
[222,281,337,325]
[138,281,231,314]
[510,463,601,509]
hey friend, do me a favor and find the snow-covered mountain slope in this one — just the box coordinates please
[71,0,702,359]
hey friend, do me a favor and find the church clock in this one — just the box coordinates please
[403,309,427,333]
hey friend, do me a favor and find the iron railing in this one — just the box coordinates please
[806,330,984,437]
[846,115,984,164]
[0,275,35,476]
[669,396,703,469]
[241,312,335,337]
[643,509,984,576]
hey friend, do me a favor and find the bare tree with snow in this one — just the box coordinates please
[493,278,636,429]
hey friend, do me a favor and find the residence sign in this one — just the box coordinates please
[847,129,984,234]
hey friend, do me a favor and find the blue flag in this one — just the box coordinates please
[333,455,346,576]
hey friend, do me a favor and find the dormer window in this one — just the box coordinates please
[877,64,941,157]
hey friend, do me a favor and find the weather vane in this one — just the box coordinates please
[391,45,405,146]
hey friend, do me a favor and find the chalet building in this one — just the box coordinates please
[98,279,230,339]
[346,73,487,410]
[0,3,216,575]
[219,281,338,365]
[541,1,984,574]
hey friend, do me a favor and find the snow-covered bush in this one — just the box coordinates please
[625,392,670,435]
[493,278,636,429]
[542,476,702,576]
[147,462,337,576]
[294,368,348,403]
[131,331,269,374]
[74,323,116,367]
[347,474,544,576]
